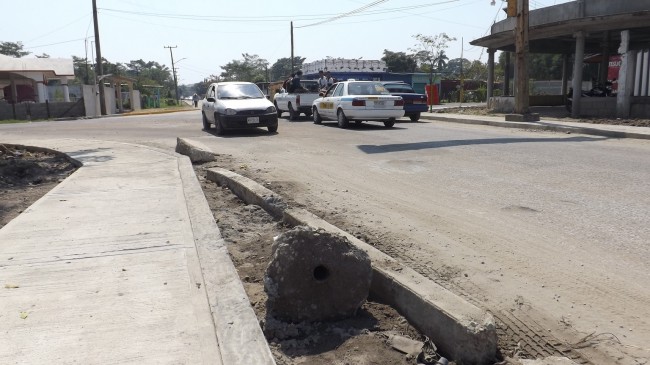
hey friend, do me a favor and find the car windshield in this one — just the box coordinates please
[384,84,415,93]
[347,82,390,96]
[217,83,265,99]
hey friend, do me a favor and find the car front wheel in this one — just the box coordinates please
[214,114,225,136]
[337,109,349,128]
[202,112,211,130]
[268,125,278,133]
[274,102,282,117]
[384,119,395,128]
[313,108,322,124]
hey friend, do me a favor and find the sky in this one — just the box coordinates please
[2,0,573,85]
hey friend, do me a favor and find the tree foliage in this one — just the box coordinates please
[220,53,269,82]
[269,56,305,81]
[498,52,564,80]
[0,41,30,57]
[409,33,456,81]
[381,50,417,73]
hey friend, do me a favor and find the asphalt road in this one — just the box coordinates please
[2,111,649,359]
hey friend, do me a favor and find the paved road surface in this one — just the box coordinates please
[2,111,649,361]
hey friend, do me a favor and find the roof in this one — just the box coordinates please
[471,0,650,54]
[0,54,74,77]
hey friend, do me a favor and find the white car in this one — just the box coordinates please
[311,81,405,128]
[201,82,278,135]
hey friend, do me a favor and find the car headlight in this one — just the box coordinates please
[225,108,237,115]
[265,106,277,114]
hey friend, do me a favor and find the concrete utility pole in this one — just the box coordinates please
[92,0,106,115]
[290,22,295,74]
[165,46,179,105]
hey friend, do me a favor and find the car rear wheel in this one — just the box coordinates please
[288,103,299,120]
[354,120,362,125]
[337,109,349,129]
[214,114,225,136]
[384,119,395,128]
[268,125,278,133]
[274,102,282,117]
[409,112,421,122]
[202,112,211,130]
[313,108,322,124]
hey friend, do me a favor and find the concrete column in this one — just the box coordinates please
[10,76,18,103]
[36,81,47,103]
[117,83,124,113]
[635,52,643,96]
[487,49,495,107]
[617,30,636,118]
[561,54,570,98]
[641,50,649,97]
[571,31,586,118]
[62,76,70,102]
[504,52,511,96]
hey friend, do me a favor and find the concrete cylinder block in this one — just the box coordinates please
[264,226,372,322]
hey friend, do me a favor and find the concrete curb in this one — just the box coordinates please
[176,138,216,163]
[177,157,276,365]
[194,162,497,363]
[423,114,650,140]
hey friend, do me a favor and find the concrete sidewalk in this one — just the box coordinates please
[420,110,650,140]
[0,139,274,364]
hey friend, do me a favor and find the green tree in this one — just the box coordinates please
[445,58,472,79]
[269,56,305,81]
[0,41,30,57]
[220,53,269,82]
[409,33,456,110]
[381,50,418,73]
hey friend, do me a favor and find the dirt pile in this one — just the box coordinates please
[0,144,77,228]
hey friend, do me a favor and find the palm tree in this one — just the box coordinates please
[434,51,449,73]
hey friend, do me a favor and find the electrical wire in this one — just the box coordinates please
[295,0,389,28]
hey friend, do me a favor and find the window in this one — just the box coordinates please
[334,84,344,97]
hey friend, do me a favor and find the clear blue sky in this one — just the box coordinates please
[3,0,572,84]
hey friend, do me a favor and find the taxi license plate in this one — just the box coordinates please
[374,100,386,107]
[247,117,259,124]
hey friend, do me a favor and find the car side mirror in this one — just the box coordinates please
[319,92,325,97]
[206,97,215,103]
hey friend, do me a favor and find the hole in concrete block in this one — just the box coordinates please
[313,265,329,282]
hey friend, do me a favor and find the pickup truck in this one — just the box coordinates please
[381,81,428,122]
[273,79,321,120]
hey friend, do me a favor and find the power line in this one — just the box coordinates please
[296,0,389,28]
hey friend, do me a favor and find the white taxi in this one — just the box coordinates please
[311,81,405,128]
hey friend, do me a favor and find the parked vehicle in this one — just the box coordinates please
[201,82,278,135]
[311,81,404,128]
[381,81,428,122]
[273,80,321,120]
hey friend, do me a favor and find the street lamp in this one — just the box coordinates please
[173,58,187,101]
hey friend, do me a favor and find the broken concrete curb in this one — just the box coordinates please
[422,114,650,140]
[175,138,216,163]
[203,169,497,364]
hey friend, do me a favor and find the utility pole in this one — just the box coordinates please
[92,0,106,115]
[290,22,295,74]
[165,46,179,105]
[506,0,539,121]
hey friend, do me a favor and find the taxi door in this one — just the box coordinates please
[318,83,342,120]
